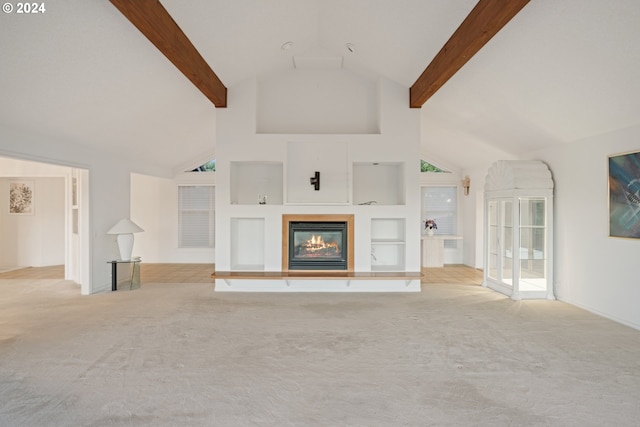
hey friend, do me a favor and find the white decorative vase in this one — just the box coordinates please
[427,229,434,237]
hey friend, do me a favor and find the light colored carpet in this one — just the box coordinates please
[1,278,639,426]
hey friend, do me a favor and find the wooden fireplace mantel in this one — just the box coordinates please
[282,214,355,272]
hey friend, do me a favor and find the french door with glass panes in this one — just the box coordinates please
[484,160,554,300]
[486,199,514,292]
[485,196,552,300]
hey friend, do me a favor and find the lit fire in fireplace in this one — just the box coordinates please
[296,234,340,258]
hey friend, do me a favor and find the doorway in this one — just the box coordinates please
[0,156,89,293]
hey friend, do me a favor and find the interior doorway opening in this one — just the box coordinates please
[0,155,89,294]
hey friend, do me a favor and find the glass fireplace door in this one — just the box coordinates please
[288,221,348,270]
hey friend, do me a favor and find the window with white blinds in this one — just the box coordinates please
[178,185,215,248]
[422,186,457,248]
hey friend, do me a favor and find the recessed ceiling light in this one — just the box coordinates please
[346,43,355,53]
[281,41,294,51]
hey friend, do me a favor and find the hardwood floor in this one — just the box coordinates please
[140,263,215,283]
[0,264,215,283]
[0,263,483,285]
[0,265,64,279]
[422,265,484,285]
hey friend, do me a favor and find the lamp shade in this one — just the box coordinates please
[107,219,144,235]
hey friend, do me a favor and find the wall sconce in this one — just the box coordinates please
[462,176,471,196]
[310,171,320,191]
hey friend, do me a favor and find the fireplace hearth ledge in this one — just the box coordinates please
[213,271,422,292]
[214,279,421,292]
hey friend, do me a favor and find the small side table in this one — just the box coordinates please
[421,235,463,267]
[108,257,141,291]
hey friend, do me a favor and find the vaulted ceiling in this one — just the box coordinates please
[1,1,640,173]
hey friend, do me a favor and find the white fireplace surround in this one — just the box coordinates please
[213,76,422,292]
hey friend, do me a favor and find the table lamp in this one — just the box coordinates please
[107,219,144,261]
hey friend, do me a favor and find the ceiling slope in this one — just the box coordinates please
[2,1,640,173]
[420,0,640,169]
[109,0,227,108]
[410,0,530,107]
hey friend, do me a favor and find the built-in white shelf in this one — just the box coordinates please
[353,162,405,205]
[371,218,405,241]
[228,159,406,206]
[230,161,283,205]
[370,218,406,271]
[230,217,265,270]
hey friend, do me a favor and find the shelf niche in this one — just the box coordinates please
[230,217,265,270]
[353,162,405,205]
[230,161,283,205]
[370,218,406,271]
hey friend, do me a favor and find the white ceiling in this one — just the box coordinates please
[1,0,640,172]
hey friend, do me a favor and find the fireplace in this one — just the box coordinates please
[289,221,347,270]
[282,214,354,271]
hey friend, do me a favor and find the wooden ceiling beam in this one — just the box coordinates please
[110,0,227,108]
[410,0,530,108]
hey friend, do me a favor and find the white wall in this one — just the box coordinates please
[0,177,65,267]
[519,124,640,329]
[257,68,379,134]
[0,158,71,270]
[460,163,508,269]
[131,172,215,264]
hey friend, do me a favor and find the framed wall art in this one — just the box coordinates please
[9,180,34,215]
[609,150,640,238]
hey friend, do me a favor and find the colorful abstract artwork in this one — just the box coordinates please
[609,151,640,238]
